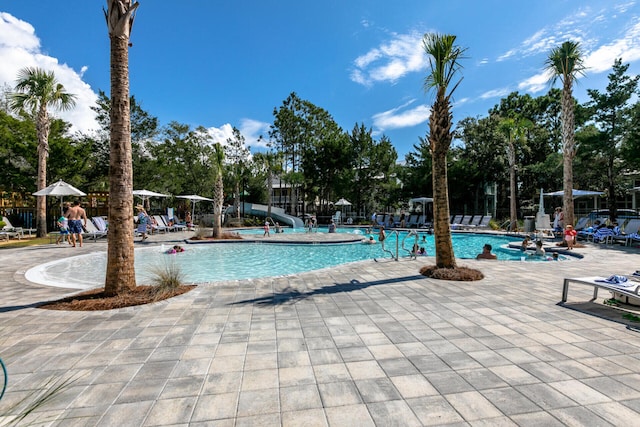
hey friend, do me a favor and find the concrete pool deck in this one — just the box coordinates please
[1,231,640,425]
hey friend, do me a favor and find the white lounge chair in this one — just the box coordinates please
[82,220,107,241]
[332,211,342,225]
[2,216,32,239]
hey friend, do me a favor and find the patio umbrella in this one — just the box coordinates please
[176,194,214,219]
[334,198,351,206]
[33,180,87,214]
[133,189,170,209]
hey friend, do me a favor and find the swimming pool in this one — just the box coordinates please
[24,231,565,289]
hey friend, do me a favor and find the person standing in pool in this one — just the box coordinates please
[66,200,87,247]
[264,221,270,237]
[476,244,497,260]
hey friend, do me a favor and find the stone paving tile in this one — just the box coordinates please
[3,235,640,424]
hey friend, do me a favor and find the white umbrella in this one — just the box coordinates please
[133,189,170,209]
[33,180,87,214]
[177,194,214,219]
[334,198,352,206]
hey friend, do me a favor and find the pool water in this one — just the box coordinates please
[25,230,567,289]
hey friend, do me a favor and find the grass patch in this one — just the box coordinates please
[623,313,640,322]
[0,237,51,249]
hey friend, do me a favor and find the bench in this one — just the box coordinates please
[562,276,640,306]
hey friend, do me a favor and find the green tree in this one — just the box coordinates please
[104,0,139,296]
[545,40,586,228]
[224,127,250,220]
[498,117,532,231]
[584,59,639,220]
[9,67,76,237]
[422,33,466,268]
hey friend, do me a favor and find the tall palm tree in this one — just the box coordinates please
[104,0,139,296]
[9,67,76,237]
[212,143,225,238]
[545,41,586,229]
[498,117,531,232]
[422,33,466,268]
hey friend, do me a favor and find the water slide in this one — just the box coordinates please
[226,203,304,228]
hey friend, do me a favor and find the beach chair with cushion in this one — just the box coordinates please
[612,219,640,246]
[92,216,108,233]
[152,215,171,233]
[162,215,186,231]
[590,227,615,244]
[82,220,107,241]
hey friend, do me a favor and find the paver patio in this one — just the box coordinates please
[1,232,639,426]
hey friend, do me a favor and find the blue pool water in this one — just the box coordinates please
[25,230,567,289]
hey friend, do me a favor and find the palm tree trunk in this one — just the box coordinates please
[508,143,517,232]
[430,91,456,269]
[562,79,576,228]
[35,107,49,237]
[105,0,137,296]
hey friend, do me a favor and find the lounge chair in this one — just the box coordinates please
[332,211,342,225]
[562,274,640,306]
[477,216,491,228]
[452,215,471,230]
[405,214,419,228]
[152,215,171,233]
[590,227,616,244]
[162,215,186,231]
[574,216,589,231]
[462,215,482,229]
[2,216,28,239]
[612,219,640,246]
[82,220,107,241]
[92,216,108,233]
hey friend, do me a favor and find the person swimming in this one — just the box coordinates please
[166,245,185,254]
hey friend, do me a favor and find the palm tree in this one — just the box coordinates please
[498,117,531,232]
[9,67,76,237]
[104,0,139,296]
[545,41,586,230]
[422,33,466,268]
[212,143,225,238]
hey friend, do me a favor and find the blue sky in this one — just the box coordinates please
[1,1,639,158]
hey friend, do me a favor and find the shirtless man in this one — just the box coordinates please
[65,200,87,247]
[476,243,497,260]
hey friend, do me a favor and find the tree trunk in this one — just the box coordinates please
[430,90,456,269]
[104,0,138,296]
[508,143,517,232]
[35,105,50,237]
[212,176,223,238]
[562,79,576,229]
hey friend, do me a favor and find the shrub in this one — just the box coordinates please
[147,258,185,299]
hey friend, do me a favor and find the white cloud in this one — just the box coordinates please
[480,87,511,100]
[584,19,640,72]
[239,118,271,150]
[351,31,427,86]
[518,70,552,93]
[206,123,234,145]
[206,118,270,153]
[372,99,430,130]
[0,12,98,134]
